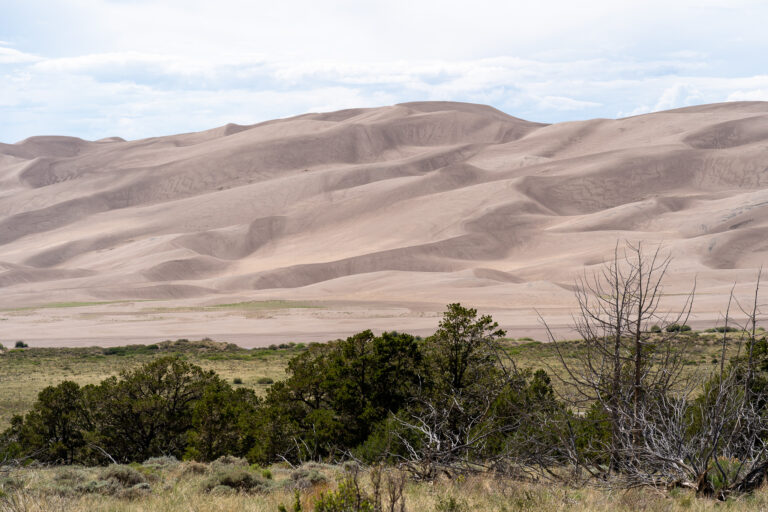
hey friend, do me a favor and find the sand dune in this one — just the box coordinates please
[2,101,768,346]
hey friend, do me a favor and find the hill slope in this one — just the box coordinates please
[2,101,767,345]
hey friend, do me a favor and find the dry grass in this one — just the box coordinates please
[2,462,768,512]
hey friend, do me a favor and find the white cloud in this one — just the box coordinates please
[0,46,40,64]
[1,48,767,142]
[727,89,768,101]
[653,83,705,111]
[1,1,767,141]
[536,96,602,111]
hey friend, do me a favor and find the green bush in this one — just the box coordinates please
[100,465,146,487]
[142,455,179,470]
[202,467,270,493]
[211,455,249,467]
[290,467,327,489]
[178,461,208,475]
[233,377,243,385]
[14,341,28,348]
[257,377,274,385]
[436,496,468,512]
[277,490,302,512]
[708,457,743,492]
[666,324,692,332]
[314,476,374,512]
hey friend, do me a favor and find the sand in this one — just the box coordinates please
[1,101,767,347]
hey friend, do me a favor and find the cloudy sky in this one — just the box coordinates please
[1,0,767,142]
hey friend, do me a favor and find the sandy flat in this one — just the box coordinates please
[1,101,768,347]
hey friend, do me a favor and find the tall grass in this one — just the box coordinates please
[2,462,767,512]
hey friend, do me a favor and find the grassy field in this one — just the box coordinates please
[1,458,766,511]
[0,339,304,430]
[0,331,764,511]
[0,330,754,430]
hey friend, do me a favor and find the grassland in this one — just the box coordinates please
[1,301,144,313]
[0,330,754,430]
[0,339,304,430]
[1,331,765,511]
[2,458,768,511]
[140,300,321,314]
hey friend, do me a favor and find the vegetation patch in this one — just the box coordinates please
[202,467,272,493]
[3,300,143,312]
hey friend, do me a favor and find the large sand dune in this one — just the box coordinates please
[2,101,768,346]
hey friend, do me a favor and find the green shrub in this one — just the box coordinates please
[277,490,302,512]
[202,467,270,493]
[76,479,122,496]
[178,461,208,475]
[52,467,87,485]
[14,341,28,348]
[435,496,468,512]
[290,467,327,489]
[142,455,179,470]
[211,455,249,467]
[233,377,243,385]
[314,476,374,512]
[121,482,152,500]
[650,325,661,333]
[73,465,151,498]
[708,457,743,492]
[666,324,692,332]
[43,466,87,498]
[100,465,146,487]
[257,377,274,385]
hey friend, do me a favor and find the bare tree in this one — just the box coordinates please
[544,252,768,498]
[543,242,695,474]
[612,272,768,498]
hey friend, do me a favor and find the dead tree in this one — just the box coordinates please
[543,242,695,475]
[615,273,768,498]
[546,254,768,498]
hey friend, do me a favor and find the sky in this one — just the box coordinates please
[1,0,767,142]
